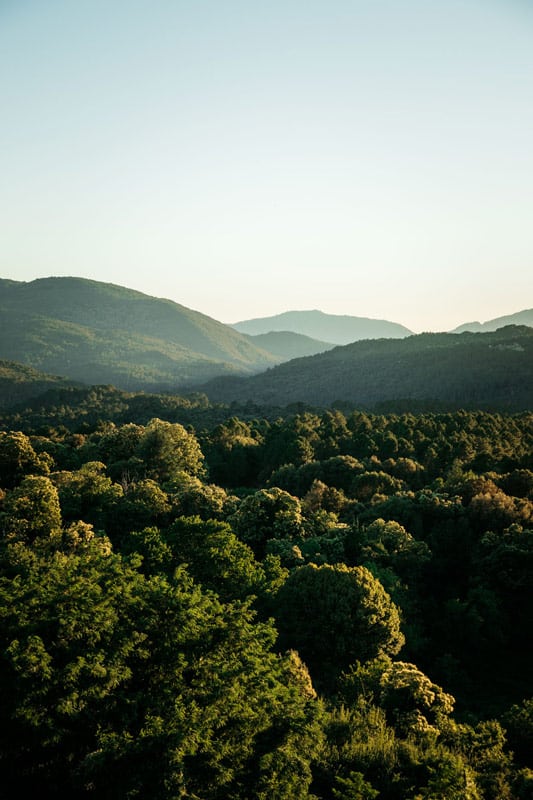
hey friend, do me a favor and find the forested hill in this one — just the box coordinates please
[232,309,413,344]
[0,360,78,408]
[246,330,335,360]
[0,277,277,390]
[204,326,533,410]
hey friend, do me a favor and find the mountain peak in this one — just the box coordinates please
[232,309,412,345]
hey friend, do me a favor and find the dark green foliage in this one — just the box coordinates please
[0,359,77,409]
[0,533,321,799]
[205,326,533,410]
[0,430,51,488]
[163,516,285,603]
[52,461,122,528]
[502,698,533,768]
[1,475,62,543]
[230,487,305,556]
[345,518,431,584]
[0,396,531,799]
[274,563,404,690]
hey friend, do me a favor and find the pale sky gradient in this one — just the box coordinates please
[1,0,532,332]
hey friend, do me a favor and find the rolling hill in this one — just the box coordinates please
[0,360,79,409]
[0,277,278,390]
[203,326,533,411]
[232,309,413,344]
[245,330,335,360]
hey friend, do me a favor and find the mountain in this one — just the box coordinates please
[452,308,533,333]
[0,277,277,391]
[246,331,335,360]
[0,360,78,409]
[232,309,413,344]
[203,326,533,411]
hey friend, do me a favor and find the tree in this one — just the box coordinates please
[169,472,235,520]
[164,516,283,603]
[1,475,61,544]
[138,418,205,484]
[332,771,379,799]
[52,461,122,528]
[0,533,321,799]
[0,431,51,489]
[345,518,431,584]
[230,487,305,556]
[275,563,404,689]
[379,660,455,737]
[106,478,170,541]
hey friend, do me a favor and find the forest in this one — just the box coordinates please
[1,388,532,799]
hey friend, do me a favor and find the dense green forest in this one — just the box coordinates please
[1,388,533,798]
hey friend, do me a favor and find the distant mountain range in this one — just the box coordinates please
[232,310,413,344]
[1,276,532,410]
[203,326,533,411]
[451,308,533,333]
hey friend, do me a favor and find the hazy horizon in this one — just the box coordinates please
[2,0,532,331]
[2,272,531,335]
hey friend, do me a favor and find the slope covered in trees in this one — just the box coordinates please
[246,330,335,360]
[0,277,278,390]
[1,390,532,799]
[204,326,533,410]
[0,360,79,409]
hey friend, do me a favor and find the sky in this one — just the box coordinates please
[1,0,532,332]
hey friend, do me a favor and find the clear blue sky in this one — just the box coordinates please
[1,0,532,331]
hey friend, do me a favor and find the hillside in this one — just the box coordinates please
[0,277,277,390]
[246,330,334,360]
[452,307,533,333]
[204,326,533,410]
[232,309,413,344]
[0,360,78,409]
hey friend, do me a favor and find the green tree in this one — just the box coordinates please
[1,475,61,543]
[230,487,305,556]
[52,461,122,528]
[106,478,170,541]
[138,418,205,484]
[164,516,284,602]
[332,770,379,799]
[345,518,431,584]
[378,660,455,737]
[169,472,235,520]
[0,431,52,489]
[0,534,321,799]
[275,563,404,689]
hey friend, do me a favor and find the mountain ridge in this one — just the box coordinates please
[0,276,278,390]
[232,309,413,344]
[203,326,533,411]
[245,330,335,360]
[451,307,533,333]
